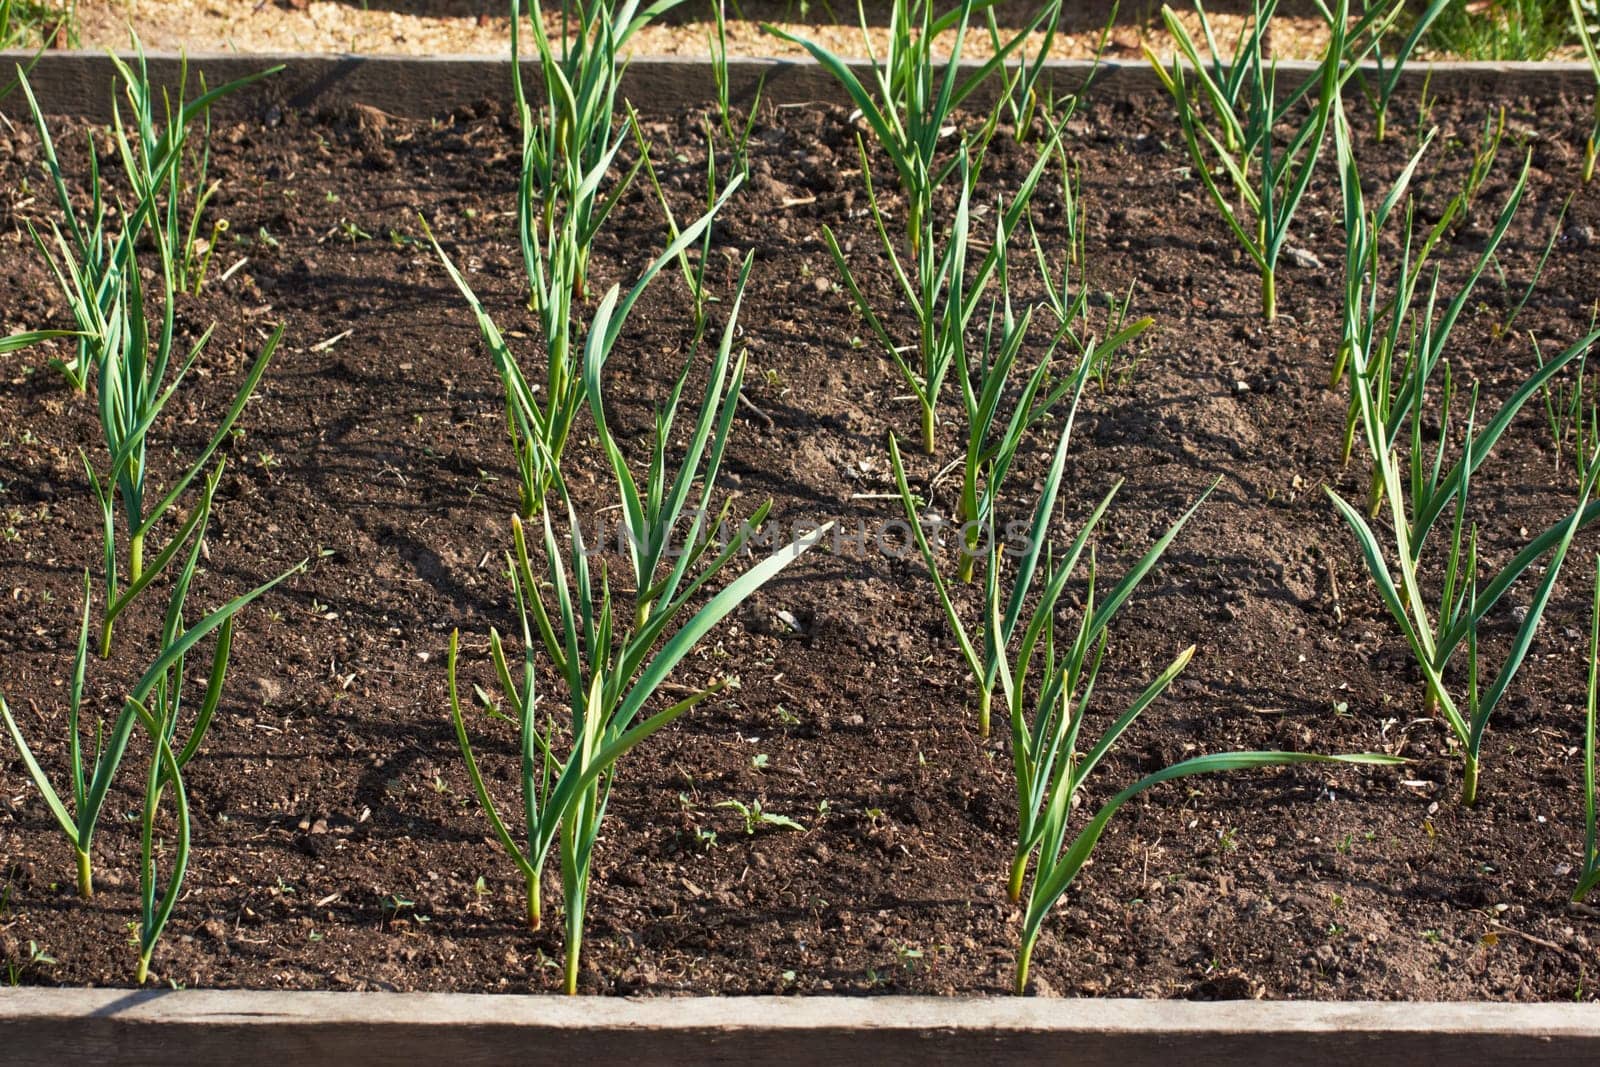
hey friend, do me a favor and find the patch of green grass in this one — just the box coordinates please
[0,0,74,100]
[0,0,75,49]
[1425,0,1572,61]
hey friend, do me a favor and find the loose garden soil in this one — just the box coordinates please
[2,81,1599,1000]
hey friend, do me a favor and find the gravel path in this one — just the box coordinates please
[61,0,1346,61]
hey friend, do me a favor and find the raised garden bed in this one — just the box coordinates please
[2,43,1600,1011]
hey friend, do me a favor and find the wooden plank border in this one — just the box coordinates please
[2,52,1597,121]
[3,989,1600,1066]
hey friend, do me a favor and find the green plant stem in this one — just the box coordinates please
[1330,339,1350,389]
[101,508,147,659]
[921,403,936,456]
[76,847,92,899]
[1014,936,1036,995]
[1007,852,1026,903]
[1580,557,1600,902]
[135,953,150,985]
[977,687,992,739]
[1463,753,1480,806]
[1365,463,1385,518]
[1262,265,1276,322]
[957,548,976,585]
[526,873,541,931]
[563,921,582,995]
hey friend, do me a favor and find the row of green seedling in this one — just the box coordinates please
[2,47,294,982]
[436,0,827,992]
[447,253,829,991]
[781,0,1398,993]
[1149,0,1451,321]
[1328,93,1600,817]
[429,0,687,518]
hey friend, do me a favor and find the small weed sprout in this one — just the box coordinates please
[718,798,806,834]
[4,941,56,987]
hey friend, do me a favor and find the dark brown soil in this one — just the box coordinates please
[2,80,1599,1000]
